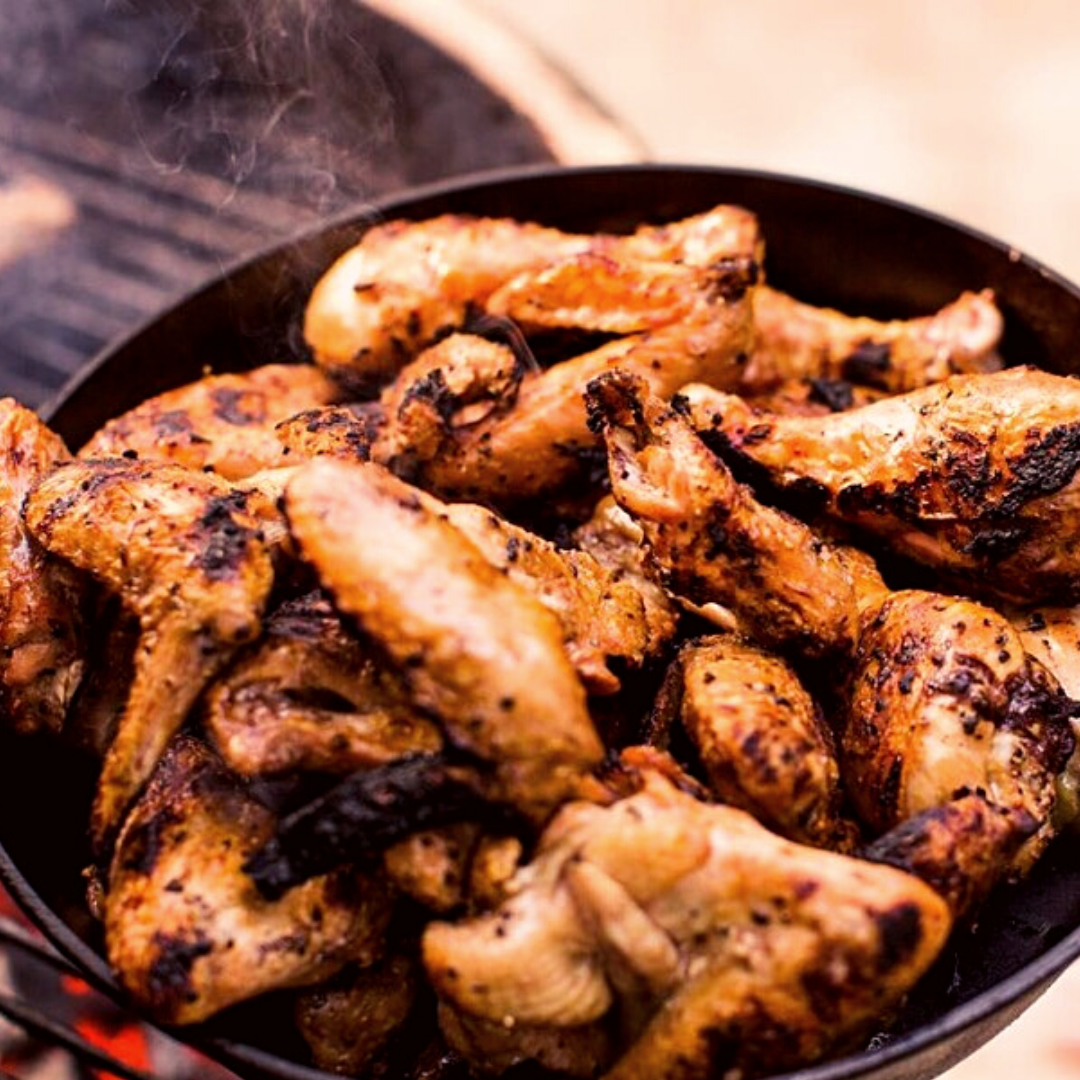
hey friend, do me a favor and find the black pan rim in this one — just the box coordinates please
[5,160,1078,1080]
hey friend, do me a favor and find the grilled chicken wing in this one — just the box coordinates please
[303,206,760,389]
[204,591,442,778]
[684,366,1080,603]
[658,635,857,850]
[24,459,274,847]
[0,400,85,734]
[585,370,885,658]
[284,458,603,818]
[744,286,1003,393]
[106,734,392,1024]
[80,364,343,481]
[845,590,1076,871]
[423,770,950,1080]
[587,372,1078,869]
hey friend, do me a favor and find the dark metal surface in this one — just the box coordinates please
[3,164,1080,1080]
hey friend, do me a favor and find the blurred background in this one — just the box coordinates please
[1,1,1080,1078]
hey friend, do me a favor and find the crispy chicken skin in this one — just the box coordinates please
[24,459,274,847]
[79,364,343,481]
[662,635,858,850]
[0,400,85,734]
[585,370,884,659]
[204,591,442,777]
[745,286,1003,393]
[303,206,761,388]
[423,771,951,1080]
[684,366,1080,603]
[846,590,1077,871]
[588,373,1078,868]
[383,822,481,913]
[284,458,604,818]
[106,735,393,1024]
[745,376,888,418]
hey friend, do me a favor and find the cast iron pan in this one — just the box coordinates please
[2,164,1080,1080]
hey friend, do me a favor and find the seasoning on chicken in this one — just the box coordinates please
[423,770,951,1080]
[276,403,380,462]
[584,369,883,659]
[24,458,274,848]
[744,376,888,418]
[383,822,482,913]
[845,590,1077,872]
[204,591,442,778]
[105,734,393,1024]
[303,205,761,389]
[79,364,344,481]
[283,458,604,818]
[587,372,1078,874]
[0,399,85,734]
[655,634,858,850]
[744,285,1003,393]
[683,366,1080,604]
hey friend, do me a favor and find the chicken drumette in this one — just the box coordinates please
[683,366,1080,604]
[24,459,274,847]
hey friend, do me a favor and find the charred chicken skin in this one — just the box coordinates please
[684,366,1080,604]
[106,734,392,1024]
[745,286,1003,393]
[284,457,604,819]
[79,364,344,481]
[24,459,274,848]
[303,205,761,389]
[0,399,85,734]
[656,634,858,850]
[423,770,951,1080]
[587,372,1077,872]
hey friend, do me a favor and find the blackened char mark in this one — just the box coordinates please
[808,378,856,412]
[998,422,1080,516]
[193,492,252,581]
[210,387,262,426]
[842,341,892,387]
[243,754,495,899]
[146,931,213,1016]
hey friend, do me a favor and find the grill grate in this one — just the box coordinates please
[0,0,562,409]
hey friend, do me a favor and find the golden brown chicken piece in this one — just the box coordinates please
[744,285,1003,393]
[683,366,1080,604]
[0,399,85,734]
[295,953,421,1076]
[284,458,603,819]
[659,634,858,850]
[846,590,1077,872]
[276,404,380,462]
[303,206,761,388]
[423,770,950,1080]
[588,372,1078,871]
[585,370,884,659]
[24,459,274,848]
[106,735,393,1024]
[204,591,443,777]
[79,364,343,481]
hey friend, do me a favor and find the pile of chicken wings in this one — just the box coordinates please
[5,202,1079,1080]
